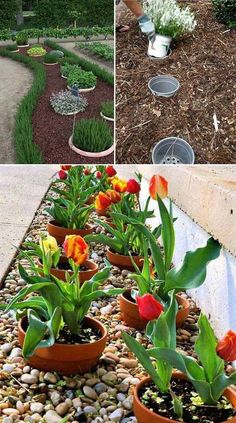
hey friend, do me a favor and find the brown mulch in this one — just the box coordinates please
[19,46,114,164]
[116,1,236,164]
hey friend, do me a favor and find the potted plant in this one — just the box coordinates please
[118,174,221,330]
[1,239,124,375]
[67,68,97,92]
[60,63,81,79]
[101,100,114,122]
[16,32,29,47]
[144,0,197,58]
[43,52,59,65]
[85,177,157,270]
[123,297,236,422]
[6,43,19,53]
[69,118,114,158]
[50,90,88,116]
[46,187,95,244]
[27,45,46,57]
[22,233,98,284]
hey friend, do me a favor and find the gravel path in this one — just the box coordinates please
[0,57,33,164]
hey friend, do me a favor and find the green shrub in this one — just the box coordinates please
[77,42,114,61]
[60,63,81,78]
[16,32,28,46]
[6,44,18,52]
[212,0,236,27]
[45,40,114,86]
[43,52,59,63]
[73,119,113,152]
[27,46,46,57]
[67,69,97,89]
[0,0,18,30]
[101,101,114,118]
[0,49,46,163]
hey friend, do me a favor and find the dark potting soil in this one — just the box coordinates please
[116,1,236,164]
[140,380,236,422]
[18,46,114,164]
[56,324,101,345]
[57,262,87,271]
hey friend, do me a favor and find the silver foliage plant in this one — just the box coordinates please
[50,90,88,115]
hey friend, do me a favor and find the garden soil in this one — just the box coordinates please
[116,0,236,164]
[0,58,33,164]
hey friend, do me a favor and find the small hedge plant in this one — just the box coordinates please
[44,52,59,64]
[212,0,236,27]
[27,46,46,57]
[16,33,28,46]
[6,44,18,52]
[67,69,97,89]
[73,119,113,152]
[101,101,114,119]
[50,90,88,115]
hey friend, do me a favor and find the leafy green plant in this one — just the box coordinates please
[67,69,97,89]
[5,43,18,52]
[16,32,28,46]
[101,101,114,118]
[73,119,113,153]
[50,90,88,115]
[1,260,123,358]
[0,49,45,163]
[46,196,93,230]
[60,63,80,78]
[43,52,59,64]
[77,42,114,61]
[212,0,236,27]
[116,196,221,302]
[45,40,114,86]
[27,46,46,57]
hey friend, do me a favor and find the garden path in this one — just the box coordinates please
[58,40,114,74]
[0,165,57,284]
[0,57,33,164]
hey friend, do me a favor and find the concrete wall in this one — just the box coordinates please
[138,165,236,338]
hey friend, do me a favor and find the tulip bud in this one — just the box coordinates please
[83,168,90,175]
[96,171,102,179]
[136,294,164,321]
[61,165,71,171]
[105,166,117,177]
[216,330,236,362]
[127,179,141,194]
[111,178,127,193]
[40,235,59,255]
[149,175,168,200]
[58,170,67,180]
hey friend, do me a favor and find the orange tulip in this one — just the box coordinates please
[63,235,89,266]
[95,192,112,211]
[60,165,71,171]
[106,189,121,204]
[112,178,127,193]
[216,330,236,362]
[149,175,168,200]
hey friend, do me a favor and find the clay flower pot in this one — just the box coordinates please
[96,208,109,217]
[134,373,236,423]
[38,256,98,284]
[106,248,144,271]
[47,220,93,244]
[18,316,107,375]
[119,290,190,331]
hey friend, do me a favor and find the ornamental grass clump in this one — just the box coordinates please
[144,0,197,38]
[73,119,113,152]
[50,90,88,115]
[101,100,114,118]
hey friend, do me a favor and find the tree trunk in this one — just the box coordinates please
[16,0,24,26]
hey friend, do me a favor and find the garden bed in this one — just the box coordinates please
[116,1,236,164]
[16,46,114,164]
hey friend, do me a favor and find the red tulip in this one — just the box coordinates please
[149,175,168,200]
[95,192,112,211]
[60,165,71,171]
[106,189,121,204]
[63,235,89,266]
[127,179,141,194]
[58,170,67,180]
[136,294,164,321]
[96,171,102,179]
[83,168,90,175]
[216,330,236,362]
[105,166,117,177]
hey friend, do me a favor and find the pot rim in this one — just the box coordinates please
[48,220,92,231]
[134,373,236,422]
[152,137,195,165]
[121,289,189,309]
[19,315,107,349]
[69,136,114,158]
[148,75,180,96]
[38,257,98,273]
[107,247,143,259]
[100,111,115,122]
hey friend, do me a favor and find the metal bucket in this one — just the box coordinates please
[152,137,195,164]
[148,75,180,98]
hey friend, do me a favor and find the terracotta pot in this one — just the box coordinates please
[134,373,236,423]
[38,256,98,284]
[119,290,190,331]
[47,220,93,244]
[18,316,107,375]
[106,248,144,271]
[96,208,109,217]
